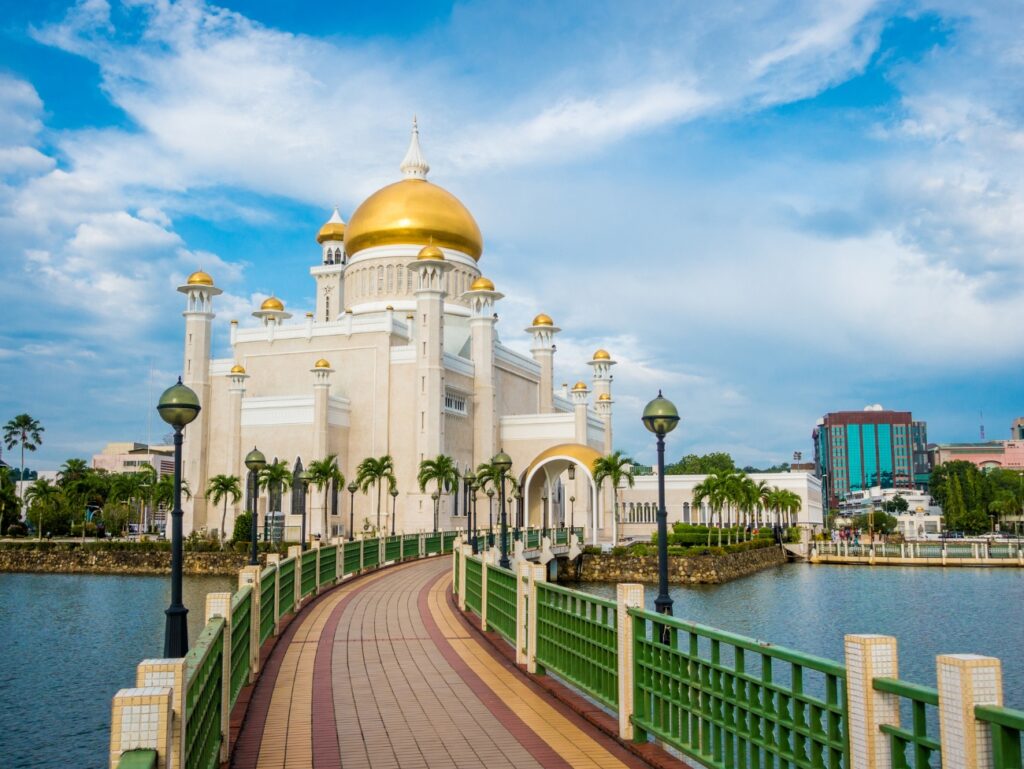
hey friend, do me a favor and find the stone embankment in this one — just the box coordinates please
[0,544,250,575]
[558,545,788,585]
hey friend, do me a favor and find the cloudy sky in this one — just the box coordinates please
[1,0,1022,470]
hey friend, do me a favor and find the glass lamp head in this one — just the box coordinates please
[491,450,512,474]
[157,378,201,428]
[641,390,680,436]
[244,447,267,471]
[347,481,358,494]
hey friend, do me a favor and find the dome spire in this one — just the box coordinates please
[400,116,430,180]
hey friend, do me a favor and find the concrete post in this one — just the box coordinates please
[204,592,232,762]
[379,536,385,566]
[109,686,174,769]
[288,545,303,609]
[314,543,321,593]
[336,544,344,582]
[238,565,262,676]
[616,583,644,740]
[527,562,546,675]
[515,560,530,665]
[459,545,471,610]
[937,655,1003,769]
[135,658,186,769]
[480,556,489,631]
[844,634,899,769]
[451,541,459,595]
[266,554,281,635]
[360,537,365,571]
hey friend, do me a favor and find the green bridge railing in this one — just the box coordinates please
[456,535,1024,769]
[109,530,461,769]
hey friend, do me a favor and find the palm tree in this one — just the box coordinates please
[0,466,20,534]
[57,458,89,487]
[592,451,635,545]
[754,479,773,529]
[735,475,761,541]
[356,455,396,531]
[259,460,293,542]
[58,459,92,533]
[475,462,499,532]
[111,467,157,536]
[308,455,344,540]
[418,455,459,531]
[205,474,241,545]
[693,474,725,545]
[24,478,58,540]
[3,414,44,490]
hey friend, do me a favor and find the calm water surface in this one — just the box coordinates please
[576,563,1024,707]
[0,572,233,769]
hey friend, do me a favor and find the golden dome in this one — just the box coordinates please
[532,313,554,327]
[314,358,331,369]
[230,364,246,374]
[187,270,214,286]
[593,349,611,361]
[344,179,483,260]
[572,380,588,391]
[417,244,445,260]
[598,392,612,401]
[316,222,345,243]
[260,296,284,311]
[469,276,495,291]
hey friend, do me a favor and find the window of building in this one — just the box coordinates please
[444,391,468,416]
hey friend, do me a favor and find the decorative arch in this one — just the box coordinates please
[520,443,603,545]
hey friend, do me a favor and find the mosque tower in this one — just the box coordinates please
[588,350,616,453]
[177,269,221,532]
[313,208,346,322]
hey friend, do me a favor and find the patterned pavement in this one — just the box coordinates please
[231,557,655,769]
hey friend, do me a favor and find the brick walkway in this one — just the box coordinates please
[232,557,652,769]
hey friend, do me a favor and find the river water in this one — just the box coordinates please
[1,564,1021,768]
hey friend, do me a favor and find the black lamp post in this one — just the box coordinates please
[569,495,576,532]
[390,486,399,534]
[431,490,440,532]
[642,390,680,625]
[514,490,523,541]
[244,448,267,566]
[347,481,358,540]
[156,377,201,658]
[485,487,495,547]
[298,470,311,550]
[470,480,480,553]
[567,464,576,537]
[464,470,473,543]
[492,450,513,568]
[541,488,549,539]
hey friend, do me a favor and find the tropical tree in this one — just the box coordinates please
[592,451,635,545]
[258,460,293,542]
[0,466,20,533]
[112,470,148,535]
[693,474,725,545]
[205,474,241,545]
[418,455,459,530]
[24,478,59,539]
[766,487,803,531]
[3,414,44,486]
[356,455,396,530]
[308,455,344,541]
[754,479,773,529]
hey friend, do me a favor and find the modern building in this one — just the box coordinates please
[929,440,1024,471]
[813,406,920,508]
[176,122,621,542]
[91,442,175,477]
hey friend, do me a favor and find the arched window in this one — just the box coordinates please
[408,269,415,293]
[396,265,404,294]
[683,502,691,524]
[386,265,393,292]
[377,265,384,293]
[325,295,330,322]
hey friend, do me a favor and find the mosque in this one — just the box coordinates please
[177,122,617,542]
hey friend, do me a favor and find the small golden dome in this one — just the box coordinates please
[260,296,284,311]
[572,380,588,391]
[417,244,445,260]
[187,270,214,286]
[385,304,394,310]
[532,313,554,327]
[344,179,483,260]
[469,276,495,291]
[314,358,331,369]
[598,392,612,401]
[230,364,246,374]
[593,349,611,361]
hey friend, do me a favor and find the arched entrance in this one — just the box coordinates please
[520,443,602,545]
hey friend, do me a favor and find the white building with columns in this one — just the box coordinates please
[177,122,619,542]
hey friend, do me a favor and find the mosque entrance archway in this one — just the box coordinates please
[520,443,603,546]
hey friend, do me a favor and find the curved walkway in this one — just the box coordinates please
[232,557,650,769]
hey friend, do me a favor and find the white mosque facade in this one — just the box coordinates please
[178,124,616,541]
[177,123,824,542]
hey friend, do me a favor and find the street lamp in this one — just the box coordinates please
[569,495,576,532]
[492,450,513,568]
[541,488,549,539]
[156,377,201,658]
[485,487,495,547]
[470,480,480,553]
[391,486,399,535]
[567,464,576,537]
[463,466,473,543]
[642,390,680,624]
[298,470,311,550]
[347,481,358,540]
[514,489,523,542]
[244,448,267,566]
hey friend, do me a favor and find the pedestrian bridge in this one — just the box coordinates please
[108,529,1024,769]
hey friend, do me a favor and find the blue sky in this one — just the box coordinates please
[0,0,1021,470]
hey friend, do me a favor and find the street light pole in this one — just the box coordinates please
[486,488,495,548]
[642,390,681,627]
[492,451,513,568]
[244,448,267,566]
[347,481,358,541]
[541,488,549,540]
[514,490,523,542]
[298,470,311,550]
[391,487,399,535]
[470,480,480,554]
[431,490,440,532]
[156,378,201,658]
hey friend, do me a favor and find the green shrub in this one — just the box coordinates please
[231,511,253,544]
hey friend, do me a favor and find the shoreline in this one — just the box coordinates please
[556,545,788,585]
[0,546,253,576]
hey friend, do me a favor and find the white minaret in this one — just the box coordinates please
[526,314,560,413]
[570,380,590,445]
[588,349,616,454]
[226,363,248,533]
[177,270,222,534]
[313,207,346,323]
[464,276,504,468]
[252,296,292,343]
[310,358,334,536]
[409,243,453,476]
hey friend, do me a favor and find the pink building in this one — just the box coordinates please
[930,440,1024,470]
